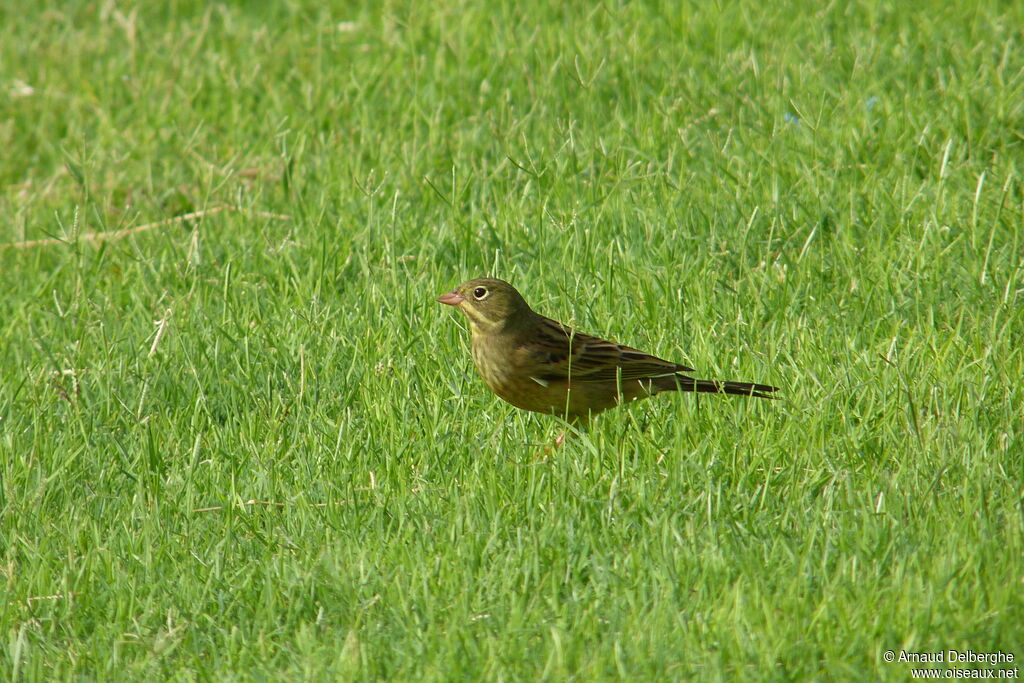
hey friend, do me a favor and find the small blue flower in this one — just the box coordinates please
[784,112,800,125]
[866,97,879,111]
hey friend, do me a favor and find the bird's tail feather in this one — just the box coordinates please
[656,375,779,399]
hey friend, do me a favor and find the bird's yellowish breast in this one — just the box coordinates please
[469,332,576,416]
[470,335,512,389]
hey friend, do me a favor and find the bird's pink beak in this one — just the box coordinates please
[437,290,465,306]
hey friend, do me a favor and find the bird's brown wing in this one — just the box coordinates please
[524,316,692,384]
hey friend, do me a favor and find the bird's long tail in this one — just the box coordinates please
[657,375,779,399]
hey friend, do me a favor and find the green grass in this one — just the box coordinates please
[2,0,1022,679]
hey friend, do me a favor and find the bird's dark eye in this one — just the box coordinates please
[473,287,488,300]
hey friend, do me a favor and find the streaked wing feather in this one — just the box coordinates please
[526,316,693,383]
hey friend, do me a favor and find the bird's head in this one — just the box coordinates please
[437,277,533,334]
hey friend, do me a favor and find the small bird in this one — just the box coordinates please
[437,277,778,425]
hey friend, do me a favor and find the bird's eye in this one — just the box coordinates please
[473,287,488,300]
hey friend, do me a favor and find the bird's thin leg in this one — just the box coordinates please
[551,414,588,449]
[532,430,566,462]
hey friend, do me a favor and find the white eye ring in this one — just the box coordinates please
[473,287,488,300]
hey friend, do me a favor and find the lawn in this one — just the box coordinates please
[1,0,1021,679]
